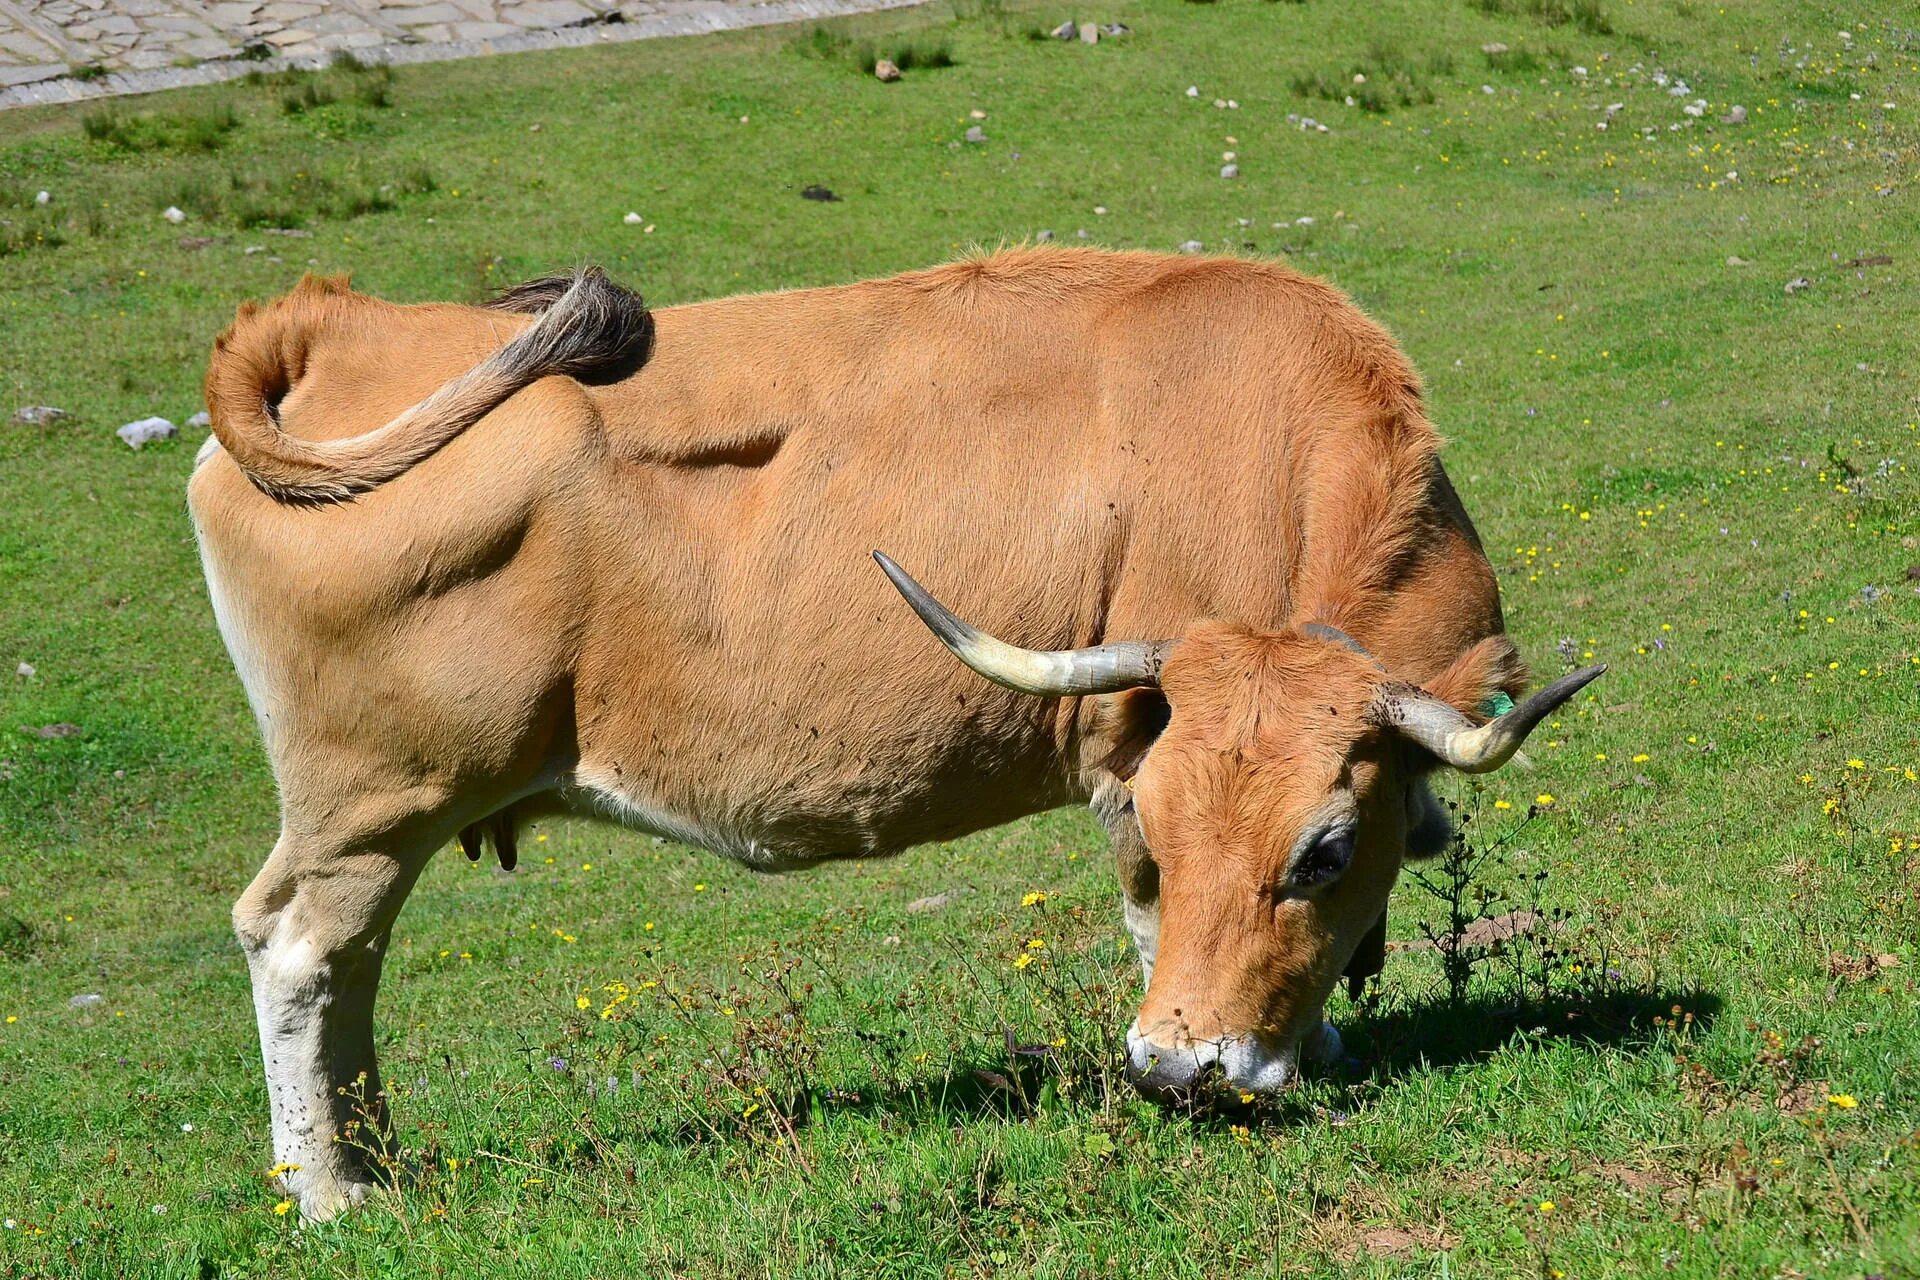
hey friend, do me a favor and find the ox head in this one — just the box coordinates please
[874,552,1603,1099]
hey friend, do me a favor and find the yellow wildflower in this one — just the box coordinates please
[1827,1093,1858,1109]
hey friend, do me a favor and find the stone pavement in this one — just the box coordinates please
[0,0,926,109]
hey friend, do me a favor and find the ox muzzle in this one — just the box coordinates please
[1123,1019,1345,1098]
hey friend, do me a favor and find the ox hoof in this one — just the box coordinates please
[294,1175,378,1223]
[1303,1020,1344,1066]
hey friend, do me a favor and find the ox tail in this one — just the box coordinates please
[203,267,651,504]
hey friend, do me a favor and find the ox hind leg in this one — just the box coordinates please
[234,800,454,1220]
[1090,772,1159,986]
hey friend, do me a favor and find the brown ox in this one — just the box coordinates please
[190,248,1598,1219]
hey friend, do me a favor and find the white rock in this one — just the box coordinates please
[162,206,186,224]
[873,58,900,82]
[623,211,643,224]
[1179,240,1203,253]
[1092,205,1107,214]
[116,416,177,449]
[15,662,34,679]
[69,993,105,1009]
[964,125,986,143]
[187,410,211,429]
[1219,163,1238,178]
[13,405,67,425]
[1052,20,1075,39]
[1186,85,1199,97]
[1078,21,1097,44]
[35,190,50,205]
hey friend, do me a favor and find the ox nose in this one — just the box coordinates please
[1124,1020,1346,1100]
[1124,1020,1224,1096]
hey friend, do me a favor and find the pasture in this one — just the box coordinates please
[1,0,1916,1274]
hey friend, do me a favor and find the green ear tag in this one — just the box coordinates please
[1480,690,1517,718]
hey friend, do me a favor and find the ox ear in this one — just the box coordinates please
[1405,780,1453,858]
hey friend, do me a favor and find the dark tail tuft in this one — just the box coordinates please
[489,267,653,383]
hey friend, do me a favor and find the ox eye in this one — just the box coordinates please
[1292,827,1355,889]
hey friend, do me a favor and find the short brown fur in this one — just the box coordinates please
[192,248,1532,1215]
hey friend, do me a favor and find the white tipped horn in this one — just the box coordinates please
[1373,665,1608,773]
[873,551,1170,697]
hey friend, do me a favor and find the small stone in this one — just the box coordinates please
[964,125,986,143]
[969,109,986,119]
[1092,205,1107,215]
[1179,239,1203,253]
[13,406,68,426]
[34,191,50,205]
[906,890,958,913]
[187,410,211,429]
[1075,228,1088,238]
[1219,163,1238,178]
[1078,21,1097,44]
[1035,229,1053,241]
[1726,255,1751,266]
[116,416,177,449]
[1682,100,1706,117]
[162,206,185,224]
[15,662,34,680]
[1482,42,1507,54]
[1185,85,1198,97]
[1102,23,1128,35]
[1721,104,1748,124]
[623,211,643,224]
[873,58,900,82]
[1051,20,1075,39]
[68,993,105,1009]
[1783,277,1812,295]
[31,723,81,738]
[800,185,840,202]
[1352,73,1366,84]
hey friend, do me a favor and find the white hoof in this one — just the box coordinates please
[1303,1020,1344,1066]
[295,1175,375,1222]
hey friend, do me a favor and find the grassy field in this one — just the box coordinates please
[2,0,1917,1274]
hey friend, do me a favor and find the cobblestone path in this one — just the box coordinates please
[1,0,925,109]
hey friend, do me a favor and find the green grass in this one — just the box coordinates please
[1,0,1917,1275]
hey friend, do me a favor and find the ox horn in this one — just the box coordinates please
[1372,665,1608,773]
[873,551,1169,696]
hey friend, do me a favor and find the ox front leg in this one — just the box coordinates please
[1091,774,1159,986]
[234,832,431,1220]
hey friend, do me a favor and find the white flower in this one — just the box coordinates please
[180,1122,194,1133]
